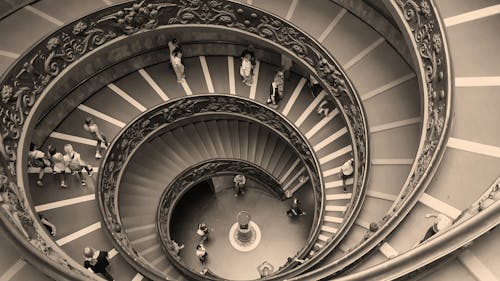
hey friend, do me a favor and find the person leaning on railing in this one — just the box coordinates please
[419,213,452,244]
[63,144,94,187]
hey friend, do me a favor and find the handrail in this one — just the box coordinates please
[157,158,287,280]
[0,0,369,280]
[326,177,500,281]
[99,95,325,280]
[287,0,453,279]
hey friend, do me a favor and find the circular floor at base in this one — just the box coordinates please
[170,187,313,280]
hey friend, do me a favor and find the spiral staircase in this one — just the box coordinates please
[0,0,499,281]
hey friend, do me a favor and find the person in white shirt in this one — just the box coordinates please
[84,117,109,159]
[196,243,207,264]
[240,53,253,86]
[339,158,354,193]
[48,145,69,188]
[170,47,185,83]
[63,144,93,187]
[233,174,246,197]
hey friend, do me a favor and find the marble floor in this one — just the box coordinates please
[170,181,314,280]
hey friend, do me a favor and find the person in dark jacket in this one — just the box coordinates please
[267,81,281,106]
[287,197,306,217]
[83,247,114,281]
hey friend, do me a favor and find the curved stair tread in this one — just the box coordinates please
[15,0,500,279]
[143,62,187,99]
[114,70,165,108]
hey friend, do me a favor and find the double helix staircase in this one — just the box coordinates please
[0,0,499,280]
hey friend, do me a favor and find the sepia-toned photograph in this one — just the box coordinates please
[0,0,499,280]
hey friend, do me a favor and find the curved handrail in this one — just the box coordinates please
[157,158,287,280]
[0,0,368,280]
[326,177,500,281]
[287,0,453,279]
[99,94,324,280]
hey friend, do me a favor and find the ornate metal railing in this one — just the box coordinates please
[0,0,369,280]
[328,177,500,281]
[157,159,286,279]
[99,95,325,280]
[288,0,453,279]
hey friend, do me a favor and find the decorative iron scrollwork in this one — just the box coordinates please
[0,0,372,280]
[99,95,324,280]
[99,0,177,34]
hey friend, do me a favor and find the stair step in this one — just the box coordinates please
[261,134,278,169]
[140,244,161,257]
[228,119,241,159]
[206,120,226,158]
[193,121,218,158]
[247,123,260,163]
[266,140,287,176]
[288,175,309,195]
[321,225,338,234]
[239,121,250,160]
[279,158,301,184]
[130,233,157,244]
[323,166,342,178]
[318,234,330,242]
[183,123,211,159]
[272,147,294,177]
[156,136,190,170]
[325,178,354,189]
[319,145,352,165]
[165,131,198,165]
[254,128,270,165]
[326,193,352,200]
[324,216,344,224]
[217,119,233,158]
[325,205,347,212]
[173,126,204,162]
[283,166,305,190]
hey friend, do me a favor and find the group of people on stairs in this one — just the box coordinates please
[28,117,107,188]
[165,39,340,119]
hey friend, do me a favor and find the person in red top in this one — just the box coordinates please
[83,247,114,281]
[83,117,109,159]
